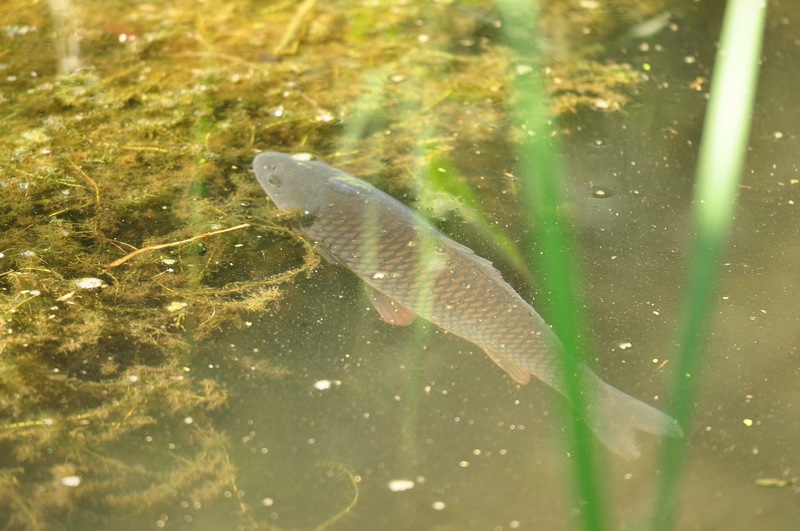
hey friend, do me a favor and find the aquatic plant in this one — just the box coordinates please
[495,0,766,530]
[651,1,766,529]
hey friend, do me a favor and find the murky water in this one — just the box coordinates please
[0,1,797,530]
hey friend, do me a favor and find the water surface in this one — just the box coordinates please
[0,1,797,530]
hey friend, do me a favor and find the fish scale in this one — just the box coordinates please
[254,151,683,459]
[306,196,562,385]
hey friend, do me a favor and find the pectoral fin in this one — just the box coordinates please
[365,285,417,326]
[483,349,531,384]
[314,244,339,265]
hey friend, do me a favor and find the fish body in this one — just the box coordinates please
[253,151,682,459]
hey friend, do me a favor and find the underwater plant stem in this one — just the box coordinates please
[314,462,360,530]
[651,0,767,529]
[105,223,250,268]
[496,1,607,530]
[273,0,317,56]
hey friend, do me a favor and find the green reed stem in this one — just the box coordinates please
[651,1,767,529]
[496,1,607,530]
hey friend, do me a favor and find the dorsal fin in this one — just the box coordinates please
[443,237,509,285]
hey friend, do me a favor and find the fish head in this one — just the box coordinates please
[254,152,328,213]
[253,152,376,214]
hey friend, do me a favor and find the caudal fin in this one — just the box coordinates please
[582,370,683,460]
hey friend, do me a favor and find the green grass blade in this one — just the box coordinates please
[495,1,607,530]
[416,149,535,283]
[651,1,767,529]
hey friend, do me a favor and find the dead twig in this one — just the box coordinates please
[105,224,250,268]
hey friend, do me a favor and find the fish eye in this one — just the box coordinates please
[267,175,282,187]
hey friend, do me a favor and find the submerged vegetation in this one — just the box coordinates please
[0,0,674,527]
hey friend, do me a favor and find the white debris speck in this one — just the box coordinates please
[432,501,446,510]
[165,301,187,312]
[371,272,387,280]
[388,479,415,492]
[60,475,81,487]
[75,277,104,290]
[183,416,193,425]
[313,379,341,391]
[128,374,139,383]
[619,342,632,350]
[162,258,177,265]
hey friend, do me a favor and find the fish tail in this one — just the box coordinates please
[581,369,683,460]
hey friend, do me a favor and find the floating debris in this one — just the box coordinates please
[388,479,415,492]
[754,477,796,488]
[74,277,105,290]
[165,301,188,313]
[60,476,81,488]
[313,379,342,391]
[590,186,612,199]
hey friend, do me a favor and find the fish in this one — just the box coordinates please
[253,151,682,459]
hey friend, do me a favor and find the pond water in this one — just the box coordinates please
[0,1,797,530]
